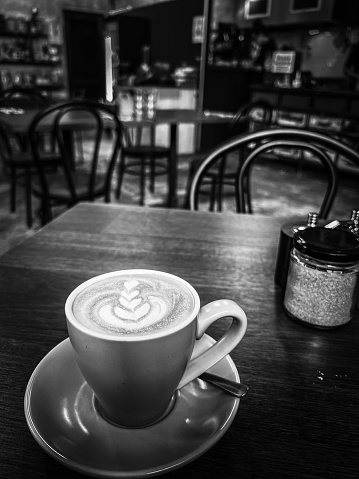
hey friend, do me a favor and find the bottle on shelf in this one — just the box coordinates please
[135,45,154,85]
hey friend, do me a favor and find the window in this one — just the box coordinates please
[290,0,322,13]
[244,0,272,19]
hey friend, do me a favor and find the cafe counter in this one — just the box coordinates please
[250,84,359,175]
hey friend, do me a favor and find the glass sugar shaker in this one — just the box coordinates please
[283,227,359,329]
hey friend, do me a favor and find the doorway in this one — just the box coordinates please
[63,9,106,100]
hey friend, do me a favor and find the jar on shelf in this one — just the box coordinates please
[283,227,359,329]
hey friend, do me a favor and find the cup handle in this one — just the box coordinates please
[177,299,247,389]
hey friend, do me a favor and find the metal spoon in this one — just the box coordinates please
[199,371,249,398]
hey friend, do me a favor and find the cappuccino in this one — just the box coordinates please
[72,271,195,336]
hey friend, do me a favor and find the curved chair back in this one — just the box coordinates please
[0,118,15,159]
[189,128,359,218]
[29,100,123,224]
[0,87,50,109]
[185,99,274,211]
[231,99,273,130]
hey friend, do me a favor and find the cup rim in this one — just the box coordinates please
[65,269,200,341]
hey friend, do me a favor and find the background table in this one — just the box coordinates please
[1,108,235,208]
[122,109,235,207]
[0,108,110,170]
[0,203,358,478]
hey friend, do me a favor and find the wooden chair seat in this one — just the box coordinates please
[32,170,107,202]
[122,145,170,157]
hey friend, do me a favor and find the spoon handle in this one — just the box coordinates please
[199,371,249,398]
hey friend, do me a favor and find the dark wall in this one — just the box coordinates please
[118,15,151,70]
[64,10,106,99]
[120,0,204,69]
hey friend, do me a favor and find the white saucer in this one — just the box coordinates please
[24,335,240,478]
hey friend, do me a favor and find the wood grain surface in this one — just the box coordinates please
[0,203,358,479]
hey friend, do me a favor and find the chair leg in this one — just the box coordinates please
[25,170,33,228]
[139,159,146,206]
[184,161,197,209]
[41,198,52,226]
[246,175,253,214]
[149,157,155,193]
[237,174,252,214]
[209,179,216,212]
[166,162,171,207]
[217,179,224,212]
[10,170,16,213]
[235,178,241,213]
[116,153,126,200]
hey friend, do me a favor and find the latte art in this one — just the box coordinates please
[92,279,170,331]
[73,274,194,335]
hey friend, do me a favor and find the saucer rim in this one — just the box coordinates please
[24,336,240,478]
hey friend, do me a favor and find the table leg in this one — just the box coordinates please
[25,169,33,228]
[169,124,178,208]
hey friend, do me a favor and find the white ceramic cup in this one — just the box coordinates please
[65,270,247,428]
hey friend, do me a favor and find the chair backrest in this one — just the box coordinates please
[189,128,359,218]
[0,87,50,110]
[0,119,15,163]
[29,100,123,217]
[230,99,273,131]
[201,99,274,183]
[0,117,26,171]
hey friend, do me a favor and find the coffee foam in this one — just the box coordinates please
[72,273,194,336]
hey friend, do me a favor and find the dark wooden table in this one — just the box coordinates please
[1,203,358,478]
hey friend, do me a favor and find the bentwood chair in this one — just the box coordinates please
[0,87,51,150]
[189,128,359,218]
[185,100,273,210]
[0,87,54,227]
[0,118,59,227]
[115,124,171,206]
[0,87,50,108]
[29,100,123,225]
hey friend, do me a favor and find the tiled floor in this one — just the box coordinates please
[0,152,357,257]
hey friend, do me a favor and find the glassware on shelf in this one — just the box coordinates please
[135,45,155,85]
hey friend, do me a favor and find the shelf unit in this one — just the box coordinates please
[0,26,64,94]
[250,84,359,175]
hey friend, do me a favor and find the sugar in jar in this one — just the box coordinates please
[283,227,359,328]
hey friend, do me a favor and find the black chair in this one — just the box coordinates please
[0,87,50,110]
[0,88,54,226]
[29,100,123,225]
[0,118,59,228]
[188,128,359,218]
[115,124,171,206]
[185,100,273,210]
[0,87,51,151]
